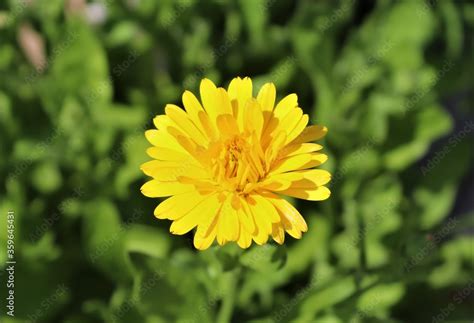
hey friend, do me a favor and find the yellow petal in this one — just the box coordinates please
[200,78,219,120]
[194,200,222,248]
[198,110,218,141]
[252,227,269,245]
[270,153,328,174]
[266,172,305,183]
[141,160,178,178]
[165,104,208,146]
[244,99,264,137]
[246,195,273,234]
[228,76,253,110]
[257,178,292,191]
[264,131,287,167]
[216,87,233,115]
[261,115,279,147]
[154,191,209,220]
[182,90,209,137]
[279,186,331,201]
[170,193,219,235]
[182,90,205,115]
[258,172,304,191]
[286,114,309,144]
[168,127,208,163]
[140,180,193,197]
[279,143,323,158]
[228,77,253,129]
[296,169,331,187]
[153,115,172,131]
[237,197,256,234]
[282,217,302,239]
[237,223,252,249]
[194,215,218,250]
[263,169,331,192]
[275,107,303,138]
[251,194,280,223]
[273,93,297,120]
[145,130,187,153]
[217,196,240,242]
[216,114,240,137]
[271,223,285,245]
[266,193,308,233]
[146,147,190,161]
[240,197,268,245]
[291,125,327,144]
[257,82,276,112]
[140,160,208,181]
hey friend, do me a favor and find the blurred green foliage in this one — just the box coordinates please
[0,0,473,322]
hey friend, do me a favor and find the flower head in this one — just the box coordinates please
[141,77,331,250]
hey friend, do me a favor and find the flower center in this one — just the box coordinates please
[224,136,246,178]
[209,134,266,193]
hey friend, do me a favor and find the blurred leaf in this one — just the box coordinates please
[31,161,62,194]
[356,283,405,318]
[82,200,135,283]
[125,224,170,259]
[297,276,357,320]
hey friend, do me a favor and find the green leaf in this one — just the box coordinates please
[356,283,405,317]
[82,200,135,283]
[31,161,62,194]
[125,224,170,259]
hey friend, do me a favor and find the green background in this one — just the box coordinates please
[0,0,473,322]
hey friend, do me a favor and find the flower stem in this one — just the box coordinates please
[217,268,240,323]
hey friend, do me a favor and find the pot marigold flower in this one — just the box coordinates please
[141,77,331,250]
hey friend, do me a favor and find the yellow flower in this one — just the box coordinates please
[141,77,331,250]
